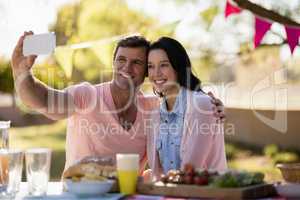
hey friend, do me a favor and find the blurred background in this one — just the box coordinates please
[0,0,300,181]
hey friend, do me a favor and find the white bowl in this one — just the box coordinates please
[64,179,115,196]
[275,183,300,198]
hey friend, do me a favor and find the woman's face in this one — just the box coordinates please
[148,49,178,95]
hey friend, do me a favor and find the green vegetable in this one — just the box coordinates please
[211,171,264,188]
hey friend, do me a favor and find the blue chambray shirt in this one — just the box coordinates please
[156,87,187,174]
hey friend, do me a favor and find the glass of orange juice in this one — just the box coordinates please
[0,151,9,186]
[0,149,23,197]
[116,154,139,195]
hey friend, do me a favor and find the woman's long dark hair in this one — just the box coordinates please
[149,37,202,93]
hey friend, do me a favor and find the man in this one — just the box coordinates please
[11,31,224,173]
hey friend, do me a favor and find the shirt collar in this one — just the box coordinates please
[160,87,187,116]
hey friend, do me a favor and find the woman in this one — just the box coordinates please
[146,37,227,178]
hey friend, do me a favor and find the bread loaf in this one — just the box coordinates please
[62,156,117,180]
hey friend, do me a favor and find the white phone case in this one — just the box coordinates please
[23,33,56,56]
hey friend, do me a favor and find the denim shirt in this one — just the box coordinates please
[156,87,187,174]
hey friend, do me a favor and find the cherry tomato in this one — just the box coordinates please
[183,175,193,184]
[193,176,209,185]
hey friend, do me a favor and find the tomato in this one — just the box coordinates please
[193,176,209,185]
[183,175,193,184]
[184,164,195,176]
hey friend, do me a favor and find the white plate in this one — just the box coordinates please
[64,179,115,197]
[275,183,300,198]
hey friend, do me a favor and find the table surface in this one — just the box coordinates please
[11,182,284,200]
[14,182,123,200]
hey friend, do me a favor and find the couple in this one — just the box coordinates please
[11,32,226,179]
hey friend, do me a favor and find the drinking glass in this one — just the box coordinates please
[0,121,10,149]
[116,154,139,195]
[0,149,23,197]
[25,148,51,196]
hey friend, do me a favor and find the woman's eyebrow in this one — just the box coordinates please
[160,60,169,63]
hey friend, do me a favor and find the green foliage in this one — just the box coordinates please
[263,144,299,164]
[0,58,14,93]
[32,59,68,90]
[263,144,279,158]
[50,0,174,84]
[54,46,74,79]
[273,152,299,164]
[192,54,217,82]
[200,6,219,29]
[211,171,265,188]
[50,3,79,45]
[225,143,240,160]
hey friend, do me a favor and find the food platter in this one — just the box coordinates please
[137,182,276,199]
[138,164,277,199]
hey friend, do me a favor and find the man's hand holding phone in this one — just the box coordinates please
[11,31,56,76]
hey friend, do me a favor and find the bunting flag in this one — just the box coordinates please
[285,26,300,54]
[254,17,272,48]
[224,0,300,54]
[52,33,140,77]
[54,46,74,79]
[91,42,116,70]
[201,6,219,27]
[225,0,241,18]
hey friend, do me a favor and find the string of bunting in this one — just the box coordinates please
[225,0,300,54]
[54,32,140,78]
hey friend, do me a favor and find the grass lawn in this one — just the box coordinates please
[228,155,282,182]
[9,120,289,182]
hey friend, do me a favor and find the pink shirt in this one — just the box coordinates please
[147,90,227,177]
[64,82,158,173]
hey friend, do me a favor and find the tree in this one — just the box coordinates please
[161,0,300,83]
[49,0,175,85]
[231,0,300,27]
[0,57,14,93]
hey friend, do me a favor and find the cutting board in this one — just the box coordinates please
[137,182,277,200]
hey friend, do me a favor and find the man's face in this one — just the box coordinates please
[113,47,147,90]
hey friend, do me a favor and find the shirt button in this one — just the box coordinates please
[171,142,174,145]
[165,119,168,123]
[170,161,174,164]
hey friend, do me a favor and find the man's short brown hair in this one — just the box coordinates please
[113,35,150,60]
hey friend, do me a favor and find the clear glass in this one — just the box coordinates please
[0,149,24,198]
[25,148,51,196]
[0,121,10,149]
[116,154,139,195]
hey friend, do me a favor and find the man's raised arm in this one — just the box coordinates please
[11,31,75,120]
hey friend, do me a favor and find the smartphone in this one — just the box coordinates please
[23,33,56,56]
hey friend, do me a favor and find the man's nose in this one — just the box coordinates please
[122,61,133,72]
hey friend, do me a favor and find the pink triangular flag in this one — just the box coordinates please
[225,0,241,18]
[285,26,300,54]
[254,17,272,48]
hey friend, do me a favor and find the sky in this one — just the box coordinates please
[0,0,75,57]
[0,0,184,59]
[0,0,299,60]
